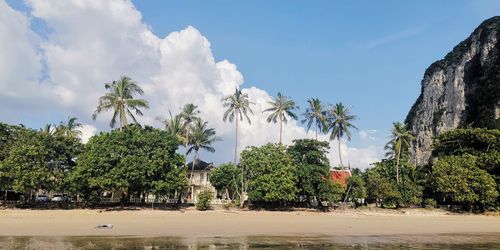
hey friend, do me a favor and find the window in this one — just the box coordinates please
[200,173,204,183]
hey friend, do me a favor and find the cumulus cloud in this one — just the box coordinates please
[0,0,382,169]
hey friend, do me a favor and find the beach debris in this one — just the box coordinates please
[95,224,113,229]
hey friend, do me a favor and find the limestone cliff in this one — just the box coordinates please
[406,16,500,166]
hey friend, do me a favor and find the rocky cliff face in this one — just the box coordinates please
[406,16,500,166]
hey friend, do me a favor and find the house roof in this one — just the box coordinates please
[330,169,352,186]
[186,159,213,171]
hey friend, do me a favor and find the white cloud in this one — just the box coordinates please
[79,124,97,143]
[0,0,383,169]
[359,129,377,142]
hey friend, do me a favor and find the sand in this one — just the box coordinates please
[0,208,499,237]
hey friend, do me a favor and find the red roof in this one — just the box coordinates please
[330,170,351,186]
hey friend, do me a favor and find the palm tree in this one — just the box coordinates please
[327,102,357,168]
[187,119,220,183]
[179,103,201,162]
[55,116,82,139]
[92,76,149,129]
[302,98,327,140]
[263,92,299,144]
[161,111,186,146]
[222,88,254,164]
[386,122,414,183]
[40,124,56,135]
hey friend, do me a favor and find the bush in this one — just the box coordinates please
[423,198,437,208]
[195,189,214,211]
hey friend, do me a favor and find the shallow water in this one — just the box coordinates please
[1,234,500,249]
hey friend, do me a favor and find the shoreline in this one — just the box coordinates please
[0,209,499,238]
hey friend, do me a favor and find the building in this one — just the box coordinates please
[330,169,352,187]
[184,159,217,203]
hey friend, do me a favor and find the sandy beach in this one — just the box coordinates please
[0,208,499,238]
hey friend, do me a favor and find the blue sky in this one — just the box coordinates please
[2,0,499,166]
[131,0,500,147]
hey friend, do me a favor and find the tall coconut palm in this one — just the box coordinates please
[187,119,220,183]
[386,122,414,183]
[327,103,357,168]
[55,116,82,139]
[302,98,327,140]
[222,88,254,164]
[92,76,149,129]
[263,92,299,144]
[161,111,186,146]
[179,103,201,162]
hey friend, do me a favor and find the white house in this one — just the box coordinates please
[184,159,217,203]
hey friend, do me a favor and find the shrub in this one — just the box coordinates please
[423,198,437,208]
[195,189,214,211]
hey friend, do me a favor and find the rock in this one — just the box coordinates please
[406,16,500,165]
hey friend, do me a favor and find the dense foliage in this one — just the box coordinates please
[0,125,83,199]
[71,125,185,201]
[209,163,241,200]
[195,189,214,210]
[287,139,344,204]
[240,143,298,205]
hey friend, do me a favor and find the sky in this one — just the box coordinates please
[1,0,499,168]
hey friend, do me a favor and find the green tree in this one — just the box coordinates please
[72,125,184,202]
[432,128,500,158]
[287,139,340,204]
[345,175,367,206]
[365,168,401,208]
[179,103,201,162]
[385,122,414,183]
[0,129,82,199]
[326,103,357,168]
[240,143,298,205]
[431,155,498,211]
[222,88,254,164]
[209,163,241,200]
[92,76,149,129]
[263,92,299,144]
[187,119,219,184]
[55,116,83,139]
[161,111,186,146]
[302,98,327,140]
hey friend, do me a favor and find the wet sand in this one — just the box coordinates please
[0,209,499,238]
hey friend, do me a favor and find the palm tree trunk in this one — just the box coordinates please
[315,124,318,140]
[396,145,401,184]
[279,119,283,144]
[184,131,189,166]
[240,166,245,207]
[338,136,344,168]
[234,118,238,164]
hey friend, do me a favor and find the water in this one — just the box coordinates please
[1,235,500,249]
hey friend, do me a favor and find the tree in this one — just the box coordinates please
[432,128,500,158]
[0,129,82,199]
[431,155,498,211]
[222,88,254,164]
[287,139,339,204]
[302,98,327,140]
[40,124,56,135]
[187,119,219,184]
[161,111,186,146]
[365,168,401,208]
[92,76,149,129]
[179,103,200,162]
[209,163,241,200]
[263,92,299,144]
[385,122,414,183]
[72,125,184,202]
[326,103,357,168]
[240,143,298,205]
[345,175,367,207]
[55,116,83,139]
